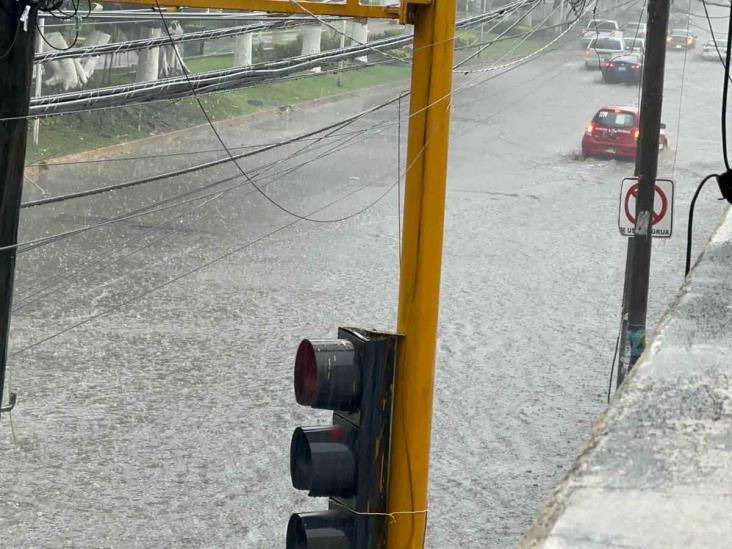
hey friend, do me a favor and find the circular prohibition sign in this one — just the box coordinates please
[624,183,668,226]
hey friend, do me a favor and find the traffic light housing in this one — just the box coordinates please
[287,328,398,549]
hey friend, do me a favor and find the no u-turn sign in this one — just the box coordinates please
[618,177,674,238]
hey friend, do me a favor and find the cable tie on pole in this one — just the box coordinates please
[329,498,427,524]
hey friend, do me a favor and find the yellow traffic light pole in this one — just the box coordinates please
[388,0,455,546]
[102,0,456,546]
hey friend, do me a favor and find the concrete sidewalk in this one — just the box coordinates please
[520,206,732,548]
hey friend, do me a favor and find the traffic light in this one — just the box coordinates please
[287,328,398,549]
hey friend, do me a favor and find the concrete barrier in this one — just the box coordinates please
[520,206,732,548]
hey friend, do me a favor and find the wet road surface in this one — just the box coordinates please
[3,21,731,548]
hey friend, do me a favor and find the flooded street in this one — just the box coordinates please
[3,30,730,548]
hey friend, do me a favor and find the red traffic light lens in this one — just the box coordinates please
[294,340,318,407]
[293,339,360,411]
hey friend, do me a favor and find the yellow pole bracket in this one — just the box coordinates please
[101,0,407,20]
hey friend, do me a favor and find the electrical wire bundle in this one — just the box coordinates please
[685,0,732,278]
[9,0,596,358]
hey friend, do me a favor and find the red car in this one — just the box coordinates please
[582,105,668,160]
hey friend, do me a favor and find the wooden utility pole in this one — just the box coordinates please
[0,0,37,417]
[616,0,670,387]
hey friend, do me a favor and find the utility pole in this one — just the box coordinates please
[387,0,456,545]
[616,0,670,388]
[337,18,347,87]
[0,0,37,419]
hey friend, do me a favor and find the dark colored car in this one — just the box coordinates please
[667,29,697,50]
[602,53,643,84]
[582,106,669,160]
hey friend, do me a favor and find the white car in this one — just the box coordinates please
[623,22,647,40]
[701,35,728,60]
[580,20,621,47]
[585,37,627,69]
[625,37,645,54]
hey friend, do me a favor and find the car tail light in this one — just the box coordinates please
[606,62,614,68]
[584,49,591,57]
[631,63,640,69]
[585,123,594,136]
[687,37,693,45]
[634,129,640,141]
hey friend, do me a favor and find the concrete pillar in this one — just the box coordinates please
[351,19,369,63]
[159,21,187,78]
[525,5,533,28]
[136,27,162,83]
[43,32,81,90]
[233,32,253,67]
[80,30,111,81]
[301,25,322,73]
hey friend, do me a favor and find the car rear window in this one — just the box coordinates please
[614,54,641,64]
[590,38,624,50]
[594,110,637,128]
[588,21,617,31]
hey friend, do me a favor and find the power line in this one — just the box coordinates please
[34,19,294,62]
[456,0,597,75]
[9,136,408,358]
[23,4,580,208]
[455,0,543,68]
[25,32,412,117]
[10,2,583,354]
[722,0,732,170]
[17,2,526,119]
[20,112,369,208]
[15,121,377,308]
[16,23,579,304]
[26,127,378,167]
[699,0,732,80]
[154,0,385,225]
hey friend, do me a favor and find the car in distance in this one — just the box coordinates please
[667,29,697,50]
[625,37,645,55]
[580,20,621,47]
[602,53,643,84]
[701,34,728,60]
[585,37,626,69]
[622,22,647,39]
[582,106,669,160]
